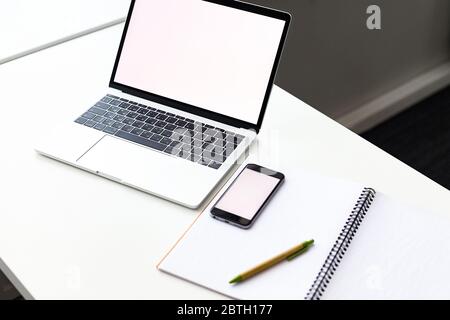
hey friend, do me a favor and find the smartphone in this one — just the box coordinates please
[211,164,285,229]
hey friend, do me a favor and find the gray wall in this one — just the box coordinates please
[248,0,450,119]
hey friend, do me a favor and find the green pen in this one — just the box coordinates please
[229,240,315,284]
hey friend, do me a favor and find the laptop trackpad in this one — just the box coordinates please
[76,135,212,204]
[77,134,183,179]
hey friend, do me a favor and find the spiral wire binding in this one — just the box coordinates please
[305,188,376,300]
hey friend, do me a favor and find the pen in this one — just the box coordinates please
[229,239,315,284]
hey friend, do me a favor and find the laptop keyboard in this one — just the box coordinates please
[74,95,245,169]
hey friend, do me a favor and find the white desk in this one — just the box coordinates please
[0,24,449,300]
[0,0,129,65]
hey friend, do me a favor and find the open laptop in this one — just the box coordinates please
[35,0,290,208]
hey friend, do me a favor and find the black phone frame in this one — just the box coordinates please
[210,163,285,229]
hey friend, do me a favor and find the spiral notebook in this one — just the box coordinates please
[158,161,450,299]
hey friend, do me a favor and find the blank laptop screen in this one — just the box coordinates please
[113,0,286,125]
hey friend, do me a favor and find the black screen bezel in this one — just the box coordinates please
[109,0,291,133]
[210,163,285,228]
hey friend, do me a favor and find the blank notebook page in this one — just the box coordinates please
[158,162,365,299]
[323,193,450,300]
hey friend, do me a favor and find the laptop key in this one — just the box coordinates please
[95,102,110,110]
[174,127,187,135]
[114,115,125,122]
[164,146,174,154]
[200,159,211,167]
[156,114,168,121]
[165,124,176,131]
[128,105,139,112]
[89,107,107,116]
[178,150,191,159]
[191,132,201,140]
[115,131,167,152]
[84,120,96,128]
[137,108,148,115]
[104,126,118,135]
[123,118,134,125]
[170,147,182,156]
[112,122,124,130]
[101,97,112,103]
[103,119,115,126]
[110,99,121,106]
[104,112,116,119]
[127,112,138,119]
[82,112,96,120]
[121,125,133,132]
[203,143,215,151]
[152,127,164,134]
[160,137,172,145]
[136,115,147,122]
[229,136,241,146]
[94,123,106,131]
[131,128,144,136]
[175,120,187,127]
[205,129,219,137]
[236,134,245,142]
[192,147,203,156]
[92,116,105,122]
[132,121,144,128]
[214,139,226,147]
[108,106,120,113]
[119,102,130,108]
[185,123,195,130]
[215,131,227,140]
[150,134,163,142]
[118,109,129,115]
[208,162,222,170]
[147,111,158,118]
[189,154,202,163]
[142,124,154,131]
[166,117,177,124]
[140,131,152,139]
[75,117,87,125]
[161,130,172,138]
[107,94,120,99]
[225,142,237,151]
[155,121,166,128]
[185,130,195,138]
[145,118,157,125]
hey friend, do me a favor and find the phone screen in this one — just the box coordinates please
[215,168,281,220]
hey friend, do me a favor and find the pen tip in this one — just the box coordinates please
[229,276,242,284]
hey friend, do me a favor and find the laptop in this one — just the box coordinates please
[35,0,291,209]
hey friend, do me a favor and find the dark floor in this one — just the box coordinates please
[362,86,450,190]
[1,86,449,300]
